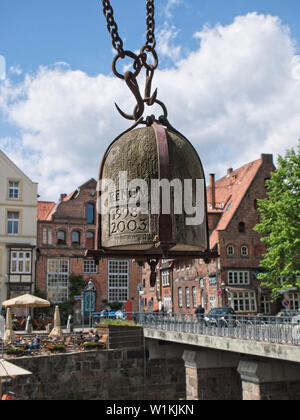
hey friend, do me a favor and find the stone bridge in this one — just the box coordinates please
[141,314,300,400]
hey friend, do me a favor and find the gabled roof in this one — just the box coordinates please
[37,201,57,221]
[208,157,265,248]
[0,149,37,185]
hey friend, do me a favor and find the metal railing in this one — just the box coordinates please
[136,312,300,346]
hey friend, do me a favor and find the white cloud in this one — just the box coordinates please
[1,13,300,201]
[157,23,182,63]
[164,0,183,19]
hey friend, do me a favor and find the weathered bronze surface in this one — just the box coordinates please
[97,125,209,254]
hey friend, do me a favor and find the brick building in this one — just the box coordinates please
[36,179,142,317]
[142,154,286,315]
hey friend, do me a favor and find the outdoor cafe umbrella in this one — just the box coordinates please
[4,308,15,347]
[49,306,63,340]
[0,359,32,398]
[2,294,50,311]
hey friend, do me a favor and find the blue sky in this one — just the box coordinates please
[1,1,300,200]
[2,0,300,76]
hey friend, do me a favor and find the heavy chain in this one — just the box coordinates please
[102,0,125,56]
[101,0,164,122]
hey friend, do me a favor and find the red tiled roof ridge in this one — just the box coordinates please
[208,157,263,249]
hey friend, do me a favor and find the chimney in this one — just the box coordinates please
[59,193,67,202]
[261,154,273,164]
[209,174,216,209]
[227,168,233,176]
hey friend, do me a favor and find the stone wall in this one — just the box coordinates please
[5,348,186,401]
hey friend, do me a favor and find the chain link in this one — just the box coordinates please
[102,0,125,56]
[145,0,156,49]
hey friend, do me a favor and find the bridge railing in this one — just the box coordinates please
[136,313,300,346]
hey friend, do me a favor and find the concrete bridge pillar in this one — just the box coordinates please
[238,359,300,400]
[182,350,242,400]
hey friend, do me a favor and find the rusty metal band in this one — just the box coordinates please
[152,122,173,248]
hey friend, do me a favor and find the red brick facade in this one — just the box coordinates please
[36,179,142,314]
[142,154,279,315]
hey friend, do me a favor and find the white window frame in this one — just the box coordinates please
[209,295,217,309]
[47,259,70,304]
[10,250,32,274]
[8,181,19,200]
[185,288,190,308]
[289,293,300,311]
[178,287,183,308]
[227,245,235,257]
[261,295,271,314]
[162,269,170,287]
[241,245,249,257]
[228,271,250,285]
[7,211,19,235]
[192,286,197,308]
[230,291,257,313]
[108,260,129,303]
[83,259,98,274]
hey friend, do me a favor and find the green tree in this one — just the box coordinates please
[254,141,300,298]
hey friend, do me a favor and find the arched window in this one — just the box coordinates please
[86,203,95,225]
[57,231,66,245]
[241,245,249,257]
[227,245,235,257]
[72,231,81,245]
[86,231,95,249]
[238,222,246,233]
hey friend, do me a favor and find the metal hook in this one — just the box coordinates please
[115,71,145,121]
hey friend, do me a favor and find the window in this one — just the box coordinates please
[57,231,66,245]
[185,288,190,308]
[7,212,19,235]
[86,203,95,225]
[162,270,170,287]
[10,251,31,274]
[163,296,171,312]
[192,287,197,308]
[83,259,98,274]
[199,278,204,288]
[260,295,271,314]
[230,292,257,313]
[72,231,81,245]
[209,276,217,286]
[43,228,53,245]
[86,231,95,249]
[227,245,235,257]
[108,260,129,302]
[238,222,246,233]
[8,181,19,200]
[47,259,69,303]
[228,271,250,285]
[289,293,300,311]
[254,199,258,210]
[178,288,183,308]
[209,295,217,309]
[241,246,249,257]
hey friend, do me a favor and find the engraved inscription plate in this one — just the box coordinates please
[109,206,149,236]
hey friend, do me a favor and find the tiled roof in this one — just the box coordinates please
[207,158,263,249]
[37,201,57,221]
